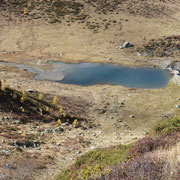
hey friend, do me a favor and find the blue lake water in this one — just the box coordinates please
[0,61,172,89]
[49,61,171,88]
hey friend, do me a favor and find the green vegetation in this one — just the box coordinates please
[57,144,130,180]
[152,117,180,135]
[57,116,180,180]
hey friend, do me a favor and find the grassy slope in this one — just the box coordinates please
[0,80,84,124]
[57,117,180,180]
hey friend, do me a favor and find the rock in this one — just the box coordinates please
[44,129,51,133]
[122,42,134,48]
[54,126,64,132]
[137,52,141,56]
[16,147,23,152]
[77,150,82,154]
[119,101,125,105]
[39,108,42,113]
[59,53,64,57]
[40,132,44,136]
[176,104,180,109]
[116,136,121,140]
[26,89,34,93]
[13,140,41,148]
[117,119,123,122]
[13,120,21,124]
[90,145,98,150]
[116,46,123,49]
[99,109,106,114]
[130,115,135,118]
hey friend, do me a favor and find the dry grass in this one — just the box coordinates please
[153,142,180,178]
[98,143,180,180]
[0,153,53,180]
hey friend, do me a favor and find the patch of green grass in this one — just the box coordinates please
[152,117,180,135]
[57,144,130,180]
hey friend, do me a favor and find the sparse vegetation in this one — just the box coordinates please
[0,80,87,179]
[152,117,180,135]
[136,36,180,57]
[57,144,130,180]
[57,116,180,180]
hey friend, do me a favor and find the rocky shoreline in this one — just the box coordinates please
[166,61,180,86]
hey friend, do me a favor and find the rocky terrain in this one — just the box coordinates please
[0,0,180,179]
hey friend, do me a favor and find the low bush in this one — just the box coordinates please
[57,145,130,180]
[153,117,180,135]
[98,154,171,180]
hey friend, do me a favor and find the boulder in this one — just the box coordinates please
[123,42,134,48]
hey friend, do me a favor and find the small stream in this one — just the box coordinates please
[0,60,172,89]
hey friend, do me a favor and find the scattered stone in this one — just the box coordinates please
[137,52,141,56]
[44,129,51,133]
[123,42,134,48]
[13,120,21,124]
[39,132,44,136]
[77,150,82,154]
[90,145,98,150]
[116,45,123,49]
[12,140,41,148]
[59,53,64,57]
[130,115,135,118]
[116,136,121,140]
[119,101,125,105]
[3,116,8,120]
[176,104,180,109]
[26,89,34,93]
[117,119,123,122]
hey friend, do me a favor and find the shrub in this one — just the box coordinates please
[129,132,180,157]
[57,145,130,180]
[153,117,180,135]
[52,96,59,105]
[98,154,171,180]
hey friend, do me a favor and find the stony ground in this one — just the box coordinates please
[0,67,180,179]
[0,0,179,65]
[0,0,180,179]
